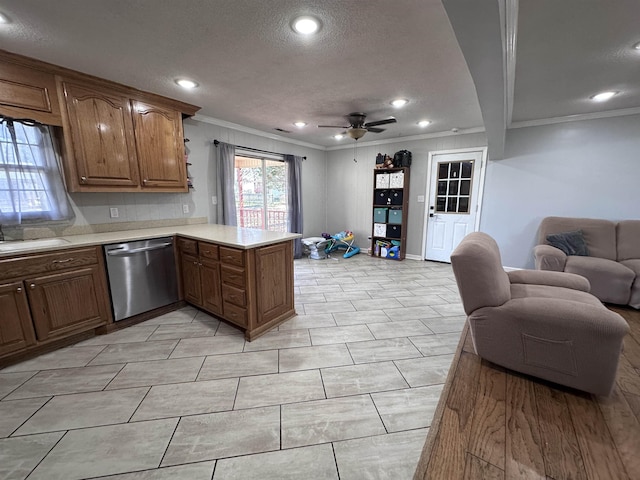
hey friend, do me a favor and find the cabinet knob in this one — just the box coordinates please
[193,261,198,265]
[143,179,148,184]
[16,287,22,293]
[29,283,36,290]
[80,176,87,183]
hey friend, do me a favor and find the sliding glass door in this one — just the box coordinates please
[234,155,288,232]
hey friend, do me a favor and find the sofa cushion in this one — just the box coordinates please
[451,232,511,315]
[546,230,589,256]
[565,256,634,305]
[538,217,617,260]
[620,259,640,309]
[617,220,640,261]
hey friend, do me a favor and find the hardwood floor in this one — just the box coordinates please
[414,306,640,480]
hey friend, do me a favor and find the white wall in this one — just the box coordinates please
[325,132,487,256]
[480,114,640,268]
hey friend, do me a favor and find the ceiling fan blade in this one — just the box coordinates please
[364,118,397,127]
[318,125,349,129]
[366,127,385,133]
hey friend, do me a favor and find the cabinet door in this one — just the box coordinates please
[0,281,36,357]
[61,82,140,188]
[254,242,293,326]
[132,100,187,190]
[26,266,108,342]
[200,258,223,315]
[181,252,202,306]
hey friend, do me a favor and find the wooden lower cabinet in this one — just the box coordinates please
[179,243,223,317]
[178,237,295,340]
[0,281,36,357]
[26,266,109,342]
[0,246,111,364]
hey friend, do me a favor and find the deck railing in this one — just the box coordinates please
[238,208,287,232]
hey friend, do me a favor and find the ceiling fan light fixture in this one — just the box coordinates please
[633,41,640,50]
[590,90,618,102]
[292,16,321,35]
[293,121,307,127]
[175,78,199,89]
[417,120,431,127]
[390,98,409,108]
[347,128,367,140]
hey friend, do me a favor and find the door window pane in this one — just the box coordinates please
[433,160,474,215]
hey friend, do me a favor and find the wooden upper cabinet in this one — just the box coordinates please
[61,82,140,188]
[132,101,187,190]
[0,58,62,125]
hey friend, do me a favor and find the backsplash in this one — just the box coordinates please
[2,190,207,240]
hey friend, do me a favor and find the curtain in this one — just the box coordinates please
[215,141,237,226]
[0,116,74,225]
[284,154,303,259]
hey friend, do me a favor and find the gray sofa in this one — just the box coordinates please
[451,232,629,396]
[534,217,640,309]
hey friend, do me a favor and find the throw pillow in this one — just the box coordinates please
[546,230,589,256]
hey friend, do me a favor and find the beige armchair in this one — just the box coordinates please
[451,232,629,396]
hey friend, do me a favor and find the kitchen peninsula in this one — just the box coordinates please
[0,224,301,366]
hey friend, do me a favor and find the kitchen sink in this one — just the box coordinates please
[0,238,71,253]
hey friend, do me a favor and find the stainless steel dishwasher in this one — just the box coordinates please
[104,237,179,321]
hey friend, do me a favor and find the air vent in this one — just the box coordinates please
[274,128,292,133]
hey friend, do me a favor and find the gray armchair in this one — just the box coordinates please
[451,232,629,396]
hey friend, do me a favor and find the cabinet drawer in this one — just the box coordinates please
[177,237,198,255]
[223,302,248,327]
[198,242,219,260]
[219,247,245,267]
[221,264,246,289]
[222,284,246,307]
[0,247,99,281]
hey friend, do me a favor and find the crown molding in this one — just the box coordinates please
[509,106,640,129]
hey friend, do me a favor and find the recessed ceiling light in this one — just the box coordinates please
[0,12,9,23]
[391,98,409,108]
[175,78,198,89]
[293,121,307,128]
[590,91,618,102]
[417,120,431,127]
[292,16,321,35]
[334,134,344,140]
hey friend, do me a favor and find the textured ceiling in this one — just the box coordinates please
[0,0,638,149]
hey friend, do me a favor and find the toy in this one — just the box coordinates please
[324,230,360,258]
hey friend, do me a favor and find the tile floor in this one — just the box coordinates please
[0,254,466,480]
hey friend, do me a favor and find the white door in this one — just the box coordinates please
[423,148,486,262]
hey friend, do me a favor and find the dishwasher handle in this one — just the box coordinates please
[106,242,173,256]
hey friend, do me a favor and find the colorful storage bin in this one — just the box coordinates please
[388,208,402,224]
[373,223,387,237]
[373,208,388,223]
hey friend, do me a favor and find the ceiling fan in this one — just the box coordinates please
[318,112,397,140]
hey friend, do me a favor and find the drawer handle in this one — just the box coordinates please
[53,258,74,264]
[16,287,22,293]
[193,261,198,265]
[30,283,36,290]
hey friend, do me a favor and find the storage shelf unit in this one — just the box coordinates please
[371,167,410,260]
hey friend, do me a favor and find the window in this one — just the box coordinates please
[0,117,73,224]
[234,155,288,232]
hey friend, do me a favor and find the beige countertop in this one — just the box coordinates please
[0,224,302,258]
